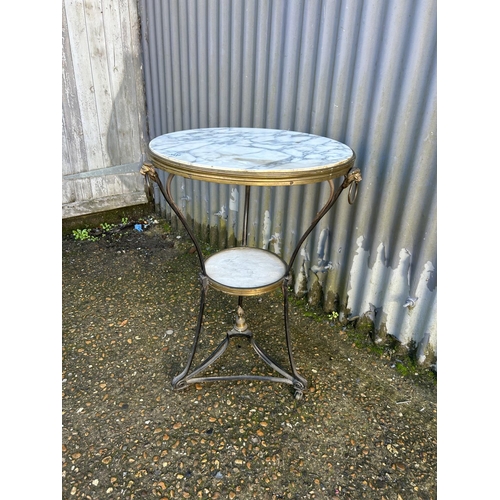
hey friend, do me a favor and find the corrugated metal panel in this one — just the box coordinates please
[139,0,437,363]
[62,0,148,217]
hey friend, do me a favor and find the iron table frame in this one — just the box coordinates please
[141,130,361,399]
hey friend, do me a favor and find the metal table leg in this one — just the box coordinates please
[140,163,361,398]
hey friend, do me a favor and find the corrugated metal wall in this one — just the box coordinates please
[139,0,437,363]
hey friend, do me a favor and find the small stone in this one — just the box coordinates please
[102,456,112,464]
[70,486,77,495]
[92,479,99,486]
[173,422,182,429]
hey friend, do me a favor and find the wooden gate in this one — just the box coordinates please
[62,0,148,218]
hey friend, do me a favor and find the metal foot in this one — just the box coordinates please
[171,305,308,398]
[294,389,303,400]
[172,379,189,391]
[293,380,306,400]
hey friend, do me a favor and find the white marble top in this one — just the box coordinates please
[205,247,287,293]
[148,127,355,185]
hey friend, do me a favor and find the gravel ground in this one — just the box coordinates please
[62,216,437,500]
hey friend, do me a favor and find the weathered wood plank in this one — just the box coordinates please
[123,0,147,152]
[63,170,147,218]
[62,177,76,205]
[62,191,148,219]
[64,0,105,170]
[82,0,116,169]
[101,0,132,165]
[62,0,88,175]
[101,0,144,164]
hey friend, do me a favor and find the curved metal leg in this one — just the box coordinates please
[287,168,362,272]
[180,335,231,383]
[140,163,362,398]
[250,337,301,385]
[283,167,362,398]
[140,164,206,273]
[282,276,308,399]
[175,305,302,389]
[171,274,208,390]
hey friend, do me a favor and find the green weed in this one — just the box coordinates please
[72,228,97,241]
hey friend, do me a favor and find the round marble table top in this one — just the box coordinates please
[148,127,355,185]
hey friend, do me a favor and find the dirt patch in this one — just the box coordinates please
[62,215,436,499]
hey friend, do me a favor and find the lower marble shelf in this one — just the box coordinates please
[204,247,288,296]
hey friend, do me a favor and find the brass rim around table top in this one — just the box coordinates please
[147,149,356,186]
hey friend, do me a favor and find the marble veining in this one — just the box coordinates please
[149,128,353,172]
[205,248,286,288]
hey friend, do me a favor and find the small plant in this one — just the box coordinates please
[72,228,97,241]
[327,311,339,321]
[100,222,114,232]
[395,360,414,377]
[121,217,129,224]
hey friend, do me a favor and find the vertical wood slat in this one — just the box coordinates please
[64,0,105,171]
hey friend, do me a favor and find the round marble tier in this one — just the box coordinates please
[204,247,288,295]
[148,127,355,186]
